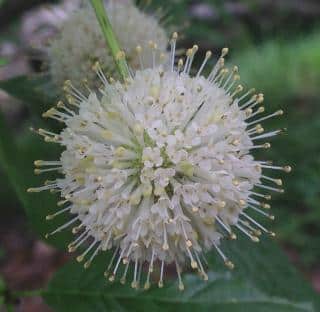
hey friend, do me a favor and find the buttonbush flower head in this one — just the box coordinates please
[29,33,290,290]
[48,0,168,90]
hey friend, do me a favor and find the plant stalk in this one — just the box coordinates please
[90,0,129,80]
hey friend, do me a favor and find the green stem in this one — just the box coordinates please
[90,0,130,81]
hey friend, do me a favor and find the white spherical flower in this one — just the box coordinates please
[29,33,290,290]
[48,0,168,90]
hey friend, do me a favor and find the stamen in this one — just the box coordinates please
[261,175,283,186]
[256,184,284,193]
[135,45,144,70]
[247,110,284,126]
[104,246,120,279]
[194,251,208,280]
[46,206,72,220]
[196,51,212,77]
[77,239,98,263]
[170,32,178,72]
[120,261,130,285]
[45,216,78,238]
[131,258,139,289]
[158,260,165,288]
[175,260,184,291]
[68,229,89,251]
[241,212,270,234]
[248,205,274,220]
[235,223,259,242]
[213,242,234,269]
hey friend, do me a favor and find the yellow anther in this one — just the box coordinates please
[261,203,271,209]
[192,206,199,213]
[269,215,275,220]
[92,61,100,72]
[178,58,184,69]
[221,47,229,57]
[225,260,234,269]
[205,50,212,58]
[257,126,264,134]
[245,108,253,116]
[230,233,237,240]
[191,260,198,269]
[236,85,243,92]
[84,261,91,269]
[76,255,84,262]
[178,282,185,291]
[27,188,38,193]
[172,32,178,40]
[162,243,169,250]
[144,282,150,290]
[233,179,239,186]
[257,93,264,103]
[233,74,240,81]
[34,160,42,166]
[251,236,260,243]
[192,45,199,53]
[263,143,271,149]
[186,48,193,57]
[283,165,292,173]
[68,246,76,253]
[57,101,64,108]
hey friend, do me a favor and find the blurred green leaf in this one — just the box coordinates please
[0,114,71,249]
[44,237,318,311]
[0,76,57,118]
[0,276,5,308]
[0,58,8,66]
[233,30,320,265]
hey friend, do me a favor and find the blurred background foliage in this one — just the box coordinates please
[0,0,319,309]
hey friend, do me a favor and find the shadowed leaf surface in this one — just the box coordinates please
[44,237,318,311]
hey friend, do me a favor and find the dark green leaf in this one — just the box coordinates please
[44,238,318,311]
[0,114,71,249]
[0,76,57,118]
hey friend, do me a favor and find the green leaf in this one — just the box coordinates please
[0,114,71,249]
[44,238,318,311]
[0,76,57,118]
[0,276,5,308]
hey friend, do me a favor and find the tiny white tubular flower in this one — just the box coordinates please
[48,0,168,90]
[29,32,291,290]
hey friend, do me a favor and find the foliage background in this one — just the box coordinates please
[0,0,319,311]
